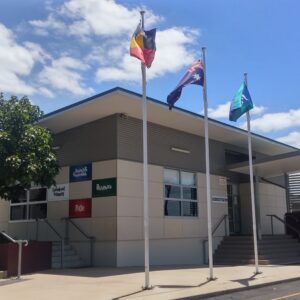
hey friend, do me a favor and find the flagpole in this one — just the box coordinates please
[244,73,260,275]
[202,47,214,280]
[140,10,151,289]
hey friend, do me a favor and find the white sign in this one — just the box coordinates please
[218,176,227,186]
[48,184,69,201]
[212,196,228,203]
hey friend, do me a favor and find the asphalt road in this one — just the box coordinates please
[186,279,300,300]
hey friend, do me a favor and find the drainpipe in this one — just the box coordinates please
[254,175,262,240]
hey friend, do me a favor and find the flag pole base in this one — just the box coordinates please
[142,285,153,290]
[207,277,217,281]
[254,271,262,275]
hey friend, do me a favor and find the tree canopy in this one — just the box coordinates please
[0,94,59,201]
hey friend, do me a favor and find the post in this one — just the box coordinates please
[244,73,260,274]
[141,10,150,289]
[61,239,64,269]
[202,47,214,280]
[90,237,95,267]
[65,218,69,244]
[36,219,39,241]
[17,241,22,279]
[270,216,274,235]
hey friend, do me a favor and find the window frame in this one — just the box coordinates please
[9,187,48,222]
[164,168,198,218]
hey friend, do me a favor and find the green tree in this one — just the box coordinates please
[0,94,59,201]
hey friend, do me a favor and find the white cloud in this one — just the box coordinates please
[0,23,39,95]
[29,14,67,36]
[206,101,266,119]
[277,131,300,149]
[96,27,199,82]
[38,56,94,96]
[61,0,162,37]
[241,108,300,133]
[30,0,162,38]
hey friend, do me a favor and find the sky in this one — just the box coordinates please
[0,0,299,148]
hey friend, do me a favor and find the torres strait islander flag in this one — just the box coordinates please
[229,82,254,121]
[130,22,156,68]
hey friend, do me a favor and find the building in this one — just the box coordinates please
[1,87,300,267]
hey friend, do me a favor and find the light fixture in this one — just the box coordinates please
[171,147,191,154]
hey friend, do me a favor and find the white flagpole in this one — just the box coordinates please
[202,47,214,280]
[244,73,260,275]
[140,10,151,289]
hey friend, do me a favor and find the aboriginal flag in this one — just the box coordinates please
[130,22,156,68]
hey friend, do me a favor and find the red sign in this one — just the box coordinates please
[69,198,92,218]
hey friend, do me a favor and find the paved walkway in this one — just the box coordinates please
[1,265,300,300]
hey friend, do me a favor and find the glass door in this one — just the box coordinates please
[227,183,241,235]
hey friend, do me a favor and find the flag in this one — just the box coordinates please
[167,60,204,110]
[130,22,156,68]
[229,82,254,122]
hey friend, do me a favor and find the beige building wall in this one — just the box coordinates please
[3,161,118,267]
[258,183,286,235]
[239,182,286,235]
[116,159,228,266]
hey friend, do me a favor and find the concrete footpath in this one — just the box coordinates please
[1,265,300,300]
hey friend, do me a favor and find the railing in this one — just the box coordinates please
[266,214,300,240]
[0,231,28,279]
[62,217,95,267]
[202,214,228,264]
[36,219,64,268]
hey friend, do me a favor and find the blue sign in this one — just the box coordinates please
[70,163,92,182]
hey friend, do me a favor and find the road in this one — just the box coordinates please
[185,279,300,300]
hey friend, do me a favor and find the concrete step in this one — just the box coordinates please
[51,241,87,269]
[215,244,300,255]
[214,235,300,266]
[0,271,7,279]
[214,257,300,266]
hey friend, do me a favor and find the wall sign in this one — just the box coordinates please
[69,198,92,218]
[48,184,69,201]
[212,196,228,203]
[69,163,92,182]
[218,176,227,186]
[92,178,117,197]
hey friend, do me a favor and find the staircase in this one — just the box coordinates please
[214,235,300,265]
[52,241,86,269]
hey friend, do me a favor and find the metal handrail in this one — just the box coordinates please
[36,218,64,268]
[0,231,28,279]
[62,217,95,266]
[203,214,228,264]
[266,214,300,240]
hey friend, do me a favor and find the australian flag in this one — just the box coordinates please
[167,60,204,110]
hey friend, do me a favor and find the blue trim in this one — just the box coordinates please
[41,86,298,151]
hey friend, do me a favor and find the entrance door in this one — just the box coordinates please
[227,184,241,235]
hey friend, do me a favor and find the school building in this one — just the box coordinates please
[1,87,300,268]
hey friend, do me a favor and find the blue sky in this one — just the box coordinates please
[0,0,299,147]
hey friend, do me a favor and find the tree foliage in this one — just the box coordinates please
[0,94,59,200]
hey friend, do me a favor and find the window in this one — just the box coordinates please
[10,188,47,221]
[164,169,198,217]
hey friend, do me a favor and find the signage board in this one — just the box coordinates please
[212,196,228,203]
[69,163,92,182]
[218,176,227,186]
[92,178,117,197]
[47,184,69,201]
[69,198,92,218]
